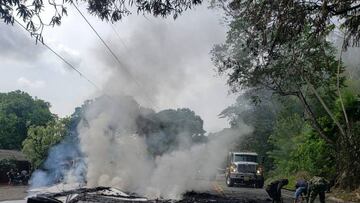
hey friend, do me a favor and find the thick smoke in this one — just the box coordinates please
[89,5,227,110]
[29,4,251,199]
[29,135,85,188]
[29,94,252,199]
[75,95,252,199]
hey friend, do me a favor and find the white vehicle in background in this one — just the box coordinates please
[225,152,264,188]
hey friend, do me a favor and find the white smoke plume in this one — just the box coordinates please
[61,5,252,199]
[28,4,252,199]
[74,95,252,199]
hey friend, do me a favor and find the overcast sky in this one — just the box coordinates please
[0,2,237,133]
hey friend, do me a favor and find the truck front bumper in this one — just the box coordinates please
[229,173,261,184]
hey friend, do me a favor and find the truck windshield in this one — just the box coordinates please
[234,154,257,162]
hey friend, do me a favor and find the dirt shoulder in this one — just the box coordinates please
[0,185,28,201]
[329,188,360,203]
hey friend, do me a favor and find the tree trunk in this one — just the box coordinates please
[296,91,335,145]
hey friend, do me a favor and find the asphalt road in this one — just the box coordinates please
[0,177,331,203]
[209,177,294,203]
[209,176,336,203]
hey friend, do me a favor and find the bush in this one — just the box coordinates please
[0,159,16,173]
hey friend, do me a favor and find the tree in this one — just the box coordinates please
[22,118,69,169]
[212,0,360,51]
[212,10,343,142]
[136,108,206,155]
[219,89,277,170]
[0,90,54,149]
[1,0,202,42]
[212,1,360,189]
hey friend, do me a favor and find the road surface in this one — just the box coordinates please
[210,176,337,203]
[0,177,331,203]
[208,176,294,203]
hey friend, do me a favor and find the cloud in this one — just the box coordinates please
[0,23,45,62]
[56,44,83,72]
[0,23,82,73]
[17,77,45,89]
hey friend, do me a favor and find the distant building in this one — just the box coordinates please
[0,149,30,183]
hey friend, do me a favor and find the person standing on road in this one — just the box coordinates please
[306,176,329,203]
[294,178,308,203]
[266,179,289,203]
[6,169,15,185]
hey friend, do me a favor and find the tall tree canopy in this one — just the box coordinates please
[212,0,360,50]
[137,108,206,155]
[0,90,54,149]
[212,0,360,189]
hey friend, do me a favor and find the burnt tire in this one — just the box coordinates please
[226,176,234,187]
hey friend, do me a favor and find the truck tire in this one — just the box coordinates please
[226,176,234,187]
[256,180,264,188]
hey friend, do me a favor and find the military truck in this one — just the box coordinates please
[225,152,264,188]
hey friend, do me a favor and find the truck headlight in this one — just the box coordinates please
[230,165,237,173]
[256,170,261,175]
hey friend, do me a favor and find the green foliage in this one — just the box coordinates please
[137,108,206,155]
[268,114,307,173]
[268,112,336,181]
[219,89,277,170]
[0,159,16,173]
[0,90,54,149]
[22,118,68,169]
[214,0,360,190]
[212,21,341,97]
[293,134,335,178]
[212,0,360,53]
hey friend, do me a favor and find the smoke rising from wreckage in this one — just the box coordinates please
[27,95,253,200]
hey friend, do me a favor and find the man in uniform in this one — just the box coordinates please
[307,176,329,203]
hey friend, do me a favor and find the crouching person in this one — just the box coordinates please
[294,178,308,203]
[307,176,329,203]
[266,179,289,203]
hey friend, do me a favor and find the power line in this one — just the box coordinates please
[72,3,157,108]
[14,19,101,90]
[73,3,127,70]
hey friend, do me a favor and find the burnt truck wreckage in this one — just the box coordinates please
[27,186,263,203]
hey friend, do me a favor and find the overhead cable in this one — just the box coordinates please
[14,19,101,90]
[72,3,157,108]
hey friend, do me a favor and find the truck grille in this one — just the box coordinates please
[237,164,256,173]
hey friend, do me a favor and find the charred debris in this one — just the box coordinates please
[27,187,262,203]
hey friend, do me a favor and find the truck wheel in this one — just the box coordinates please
[256,180,264,188]
[226,176,234,187]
